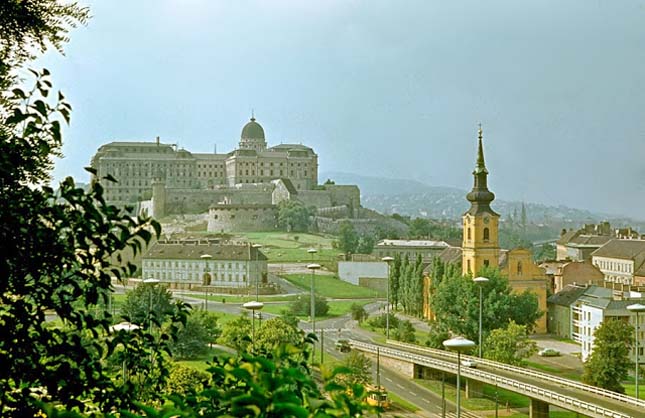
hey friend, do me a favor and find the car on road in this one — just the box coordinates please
[538,348,560,357]
[461,359,477,368]
[335,339,351,353]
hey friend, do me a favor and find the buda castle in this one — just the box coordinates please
[90,117,360,230]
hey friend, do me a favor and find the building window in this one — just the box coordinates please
[483,227,490,242]
[483,259,490,267]
[467,228,472,241]
[467,259,471,274]
[517,261,523,276]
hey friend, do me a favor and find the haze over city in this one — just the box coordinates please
[38,0,645,219]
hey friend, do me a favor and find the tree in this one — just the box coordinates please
[218,314,252,352]
[484,321,537,366]
[356,233,376,254]
[393,319,417,343]
[582,319,633,393]
[350,303,368,323]
[289,294,330,317]
[338,220,359,254]
[338,351,372,385]
[430,266,542,342]
[390,253,401,310]
[255,317,303,352]
[277,200,311,232]
[0,66,193,414]
[0,0,89,96]
[170,310,220,359]
[121,282,175,327]
[409,217,431,238]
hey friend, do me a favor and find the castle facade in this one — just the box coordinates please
[90,117,360,226]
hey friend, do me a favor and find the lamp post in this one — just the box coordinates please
[252,244,263,301]
[307,263,321,335]
[110,321,140,384]
[143,278,160,330]
[473,276,489,358]
[627,303,645,399]
[242,300,264,353]
[443,337,476,418]
[200,254,212,311]
[382,256,394,340]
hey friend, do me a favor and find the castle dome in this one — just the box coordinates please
[241,117,265,140]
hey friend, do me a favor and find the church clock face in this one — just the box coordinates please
[483,217,490,224]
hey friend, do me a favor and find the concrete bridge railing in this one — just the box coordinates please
[350,340,633,418]
[386,340,645,409]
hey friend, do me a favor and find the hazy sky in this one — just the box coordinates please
[39,0,645,218]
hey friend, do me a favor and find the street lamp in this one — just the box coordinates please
[143,278,160,330]
[443,337,476,418]
[200,254,213,311]
[110,321,140,384]
[473,276,489,358]
[627,303,645,399]
[382,256,394,340]
[242,300,264,353]
[252,244,263,301]
[307,263,321,335]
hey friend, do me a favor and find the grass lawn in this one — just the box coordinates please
[261,299,370,320]
[387,391,420,413]
[282,274,384,299]
[231,232,343,263]
[413,379,530,410]
[176,347,232,372]
[203,294,299,304]
[622,382,645,400]
[524,361,581,382]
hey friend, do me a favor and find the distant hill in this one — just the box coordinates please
[321,171,644,229]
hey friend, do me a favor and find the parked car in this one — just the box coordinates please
[335,339,351,353]
[461,359,477,368]
[538,348,560,357]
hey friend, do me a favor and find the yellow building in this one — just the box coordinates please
[461,127,548,333]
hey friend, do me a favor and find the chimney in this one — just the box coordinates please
[156,136,160,146]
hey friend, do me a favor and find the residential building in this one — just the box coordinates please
[141,239,267,289]
[540,260,604,294]
[373,239,451,262]
[569,286,645,362]
[591,239,645,289]
[547,284,588,338]
[556,222,641,262]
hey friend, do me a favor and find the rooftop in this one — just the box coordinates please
[143,241,267,261]
[376,239,451,248]
[592,239,645,260]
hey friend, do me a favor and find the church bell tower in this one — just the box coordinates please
[462,126,500,276]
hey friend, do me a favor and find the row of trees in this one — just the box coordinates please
[388,253,425,317]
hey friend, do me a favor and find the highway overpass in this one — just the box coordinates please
[350,340,644,418]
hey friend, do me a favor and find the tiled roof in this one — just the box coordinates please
[547,285,587,307]
[376,239,450,248]
[143,242,267,261]
[557,229,579,245]
[591,239,645,260]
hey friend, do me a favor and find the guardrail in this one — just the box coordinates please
[386,340,645,409]
[350,340,632,418]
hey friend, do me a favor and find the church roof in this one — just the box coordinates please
[241,117,265,140]
[465,126,499,217]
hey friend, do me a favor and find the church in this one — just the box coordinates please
[425,126,548,333]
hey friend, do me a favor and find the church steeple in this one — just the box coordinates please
[465,125,498,216]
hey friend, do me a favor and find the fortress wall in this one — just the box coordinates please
[297,190,332,208]
[326,185,361,209]
[207,205,278,232]
[164,188,273,214]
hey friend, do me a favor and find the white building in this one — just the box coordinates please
[372,239,451,262]
[141,239,267,289]
[570,286,645,363]
[591,239,645,288]
[338,261,388,287]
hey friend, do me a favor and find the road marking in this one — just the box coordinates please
[410,391,417,396]
[385,377,392,382]
[396,384,404,390]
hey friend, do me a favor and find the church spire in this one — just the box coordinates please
[465,124,498,215]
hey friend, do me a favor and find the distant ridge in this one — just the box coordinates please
[320,171,643,227]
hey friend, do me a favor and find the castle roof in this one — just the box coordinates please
[241,117,265,140]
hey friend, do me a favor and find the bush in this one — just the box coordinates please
[165,364,209,395]
[289,294,330,317]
